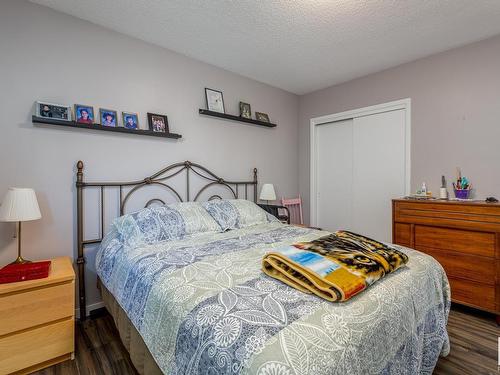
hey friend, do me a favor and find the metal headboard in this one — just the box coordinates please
[76,160,258,321]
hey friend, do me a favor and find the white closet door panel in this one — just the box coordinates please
[316,119,353,232]
[351,109,406,241]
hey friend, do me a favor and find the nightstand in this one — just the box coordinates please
[0,257,75,374]
[258,204,290,224]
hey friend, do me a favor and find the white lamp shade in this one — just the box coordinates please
[260,184,276,201]
[0,188,42,222]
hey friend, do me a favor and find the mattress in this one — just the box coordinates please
[96,221,450,374]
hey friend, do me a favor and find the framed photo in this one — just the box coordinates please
[147,113,169,133]
[74,104,94,124]
[255,112,270,123]
[239,102,251,119]
[122,112,139,130]
[35,101,71,121]
[205,88,225,114]
[99,108,118,127]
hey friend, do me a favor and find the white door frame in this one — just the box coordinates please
[309,98,411,226]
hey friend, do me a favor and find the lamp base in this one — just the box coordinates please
[10,221,31,265]
[10,255,31,265]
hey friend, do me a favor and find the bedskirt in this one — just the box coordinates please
[100,282,163,375]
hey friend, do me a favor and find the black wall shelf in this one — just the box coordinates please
[199,109,276,128]
[32,116,182,139]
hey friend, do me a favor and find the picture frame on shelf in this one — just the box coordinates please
[99,108,118,127]
[122,112,139,130]
[74,104,94,124]
[35,101,71,121]
[147,112,169,133]
[239,101,251,119]
[205,88,225,114]
[255,112,270,123]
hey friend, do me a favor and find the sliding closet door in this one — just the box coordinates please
[351,109,406,241]
[314,108,407,241]
[316,119,353,232]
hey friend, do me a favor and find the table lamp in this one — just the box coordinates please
[0,188,41,264]
[259,183,276,205]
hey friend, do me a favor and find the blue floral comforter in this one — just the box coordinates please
[96,221,450,374]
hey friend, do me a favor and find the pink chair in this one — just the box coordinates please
[281,196,303,225]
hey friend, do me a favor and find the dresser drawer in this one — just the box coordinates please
[414,226,495,258]
[448,278,496,311]
[0,318,74,375]
[0,281,74,336]
[417,246,495,285]
[395,201,500,216]
[394,223,411,246]
[394,200,500,232]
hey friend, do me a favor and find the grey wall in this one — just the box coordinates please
[0,1,299,308]
[299,34,500,223]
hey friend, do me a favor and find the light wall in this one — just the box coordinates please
[0,1,299,308]
[299,34,500,223]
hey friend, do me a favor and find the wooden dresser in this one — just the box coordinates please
[392,199,500,317]
[0,257,75,374]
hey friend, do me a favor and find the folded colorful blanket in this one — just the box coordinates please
[262,230,409,301]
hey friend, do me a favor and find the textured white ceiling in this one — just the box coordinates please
[31,0,500,94]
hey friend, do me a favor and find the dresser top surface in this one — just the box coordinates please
[0,256,75,295]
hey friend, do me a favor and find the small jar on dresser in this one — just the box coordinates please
[0,256,75,374]
[392,199,500,323]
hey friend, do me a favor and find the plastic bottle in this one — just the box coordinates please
[421,182,427,195]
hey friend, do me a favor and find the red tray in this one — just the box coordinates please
[0,260,51,284]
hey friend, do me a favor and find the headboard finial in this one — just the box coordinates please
[77,160,84,186]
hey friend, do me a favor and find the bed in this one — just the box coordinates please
[75,161,450,375]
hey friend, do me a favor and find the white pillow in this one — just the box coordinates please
[202,199,269,231]
[167,201,221,235]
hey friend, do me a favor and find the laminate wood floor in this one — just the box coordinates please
[33,304,499,375]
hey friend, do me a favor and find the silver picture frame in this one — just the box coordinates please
[35,101,72,121]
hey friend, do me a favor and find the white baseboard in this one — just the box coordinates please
[75,301,105,318]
